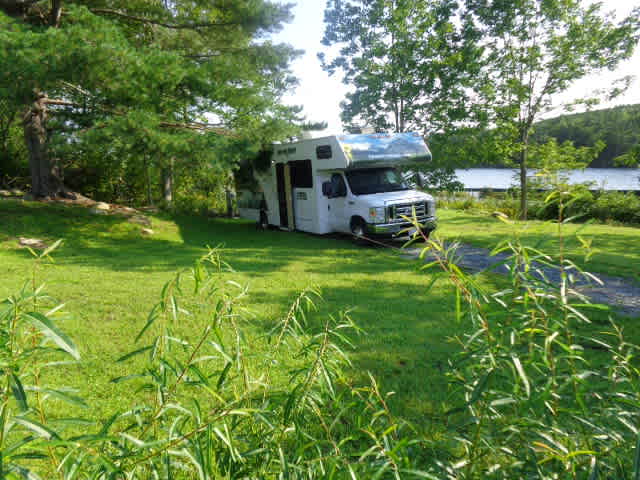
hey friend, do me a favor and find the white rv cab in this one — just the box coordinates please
[237,132,437,238]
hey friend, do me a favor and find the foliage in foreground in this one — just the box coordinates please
[1,245,420,479]
[2,200,640,478]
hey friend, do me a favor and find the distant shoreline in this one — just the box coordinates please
[454,168,640,191]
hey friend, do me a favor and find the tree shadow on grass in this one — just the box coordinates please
[240,268,496,427]
[3,201,433,276]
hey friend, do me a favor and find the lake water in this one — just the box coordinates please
[454,168,640,191]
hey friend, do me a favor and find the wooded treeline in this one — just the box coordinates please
[428,103,640,169]
[533,104,640,168]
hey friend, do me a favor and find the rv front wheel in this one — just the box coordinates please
[350,218,367,243]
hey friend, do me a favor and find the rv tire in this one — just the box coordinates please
[350,217,368,244]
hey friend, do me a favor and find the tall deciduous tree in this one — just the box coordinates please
[464,0,640,218]
[319,0,483,135]
[0,0,301,200]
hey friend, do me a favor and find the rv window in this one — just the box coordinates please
[288,160,313,188]
[316,145,332,159]
[345,168,409,195]
[330,173,347,197]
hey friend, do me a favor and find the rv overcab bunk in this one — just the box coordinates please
[236,132,437,239]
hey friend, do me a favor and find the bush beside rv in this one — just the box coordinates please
[237,132,437,239]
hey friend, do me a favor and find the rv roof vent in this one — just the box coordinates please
[316,145,332,159]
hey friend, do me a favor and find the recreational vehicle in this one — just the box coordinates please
[236,132,437,239]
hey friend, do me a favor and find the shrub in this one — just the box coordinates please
[531,184,595,221]
[590,191,640,223]
[407,189,640,478]
[440,187,640,226]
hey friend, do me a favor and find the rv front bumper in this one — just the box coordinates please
[367,216,437,237]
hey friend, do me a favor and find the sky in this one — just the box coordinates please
[271,0,640,137]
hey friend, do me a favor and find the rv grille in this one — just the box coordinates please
[388,202,429,223]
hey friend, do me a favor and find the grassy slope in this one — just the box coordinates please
[1,201,638,435]
[0,200,477,429]
[437,209,640,281]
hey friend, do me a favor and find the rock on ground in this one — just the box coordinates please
[128,215,152,227]
[89,206,109,215]
[19,237,48,249]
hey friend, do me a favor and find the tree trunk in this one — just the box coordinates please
[161,158,174,206]
[23,92,69,199]
[23,93,51,198]
[145,156,153,206]
[519,133,529,220]
[50,0,62,27]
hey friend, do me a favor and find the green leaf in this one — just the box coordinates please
[39,389,87,408]
[39,239,63,259]
[512,355,530,398]
[6,464,42,480]
[135,304,160,343]
[399,470,441,480]
[446,369,493,415]
[117,345,152,362]
[216,361,232,391]
[634,432,640,480]
[13,417,59,440]
[10,374,28,412]
[588,457,598,480]
[22,311,79,359]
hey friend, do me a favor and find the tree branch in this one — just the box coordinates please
[159,122,237,136]
[43,98,77,107]
[35,98,236,137]
[89,8,240,30]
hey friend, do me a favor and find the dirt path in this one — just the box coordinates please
[402,242,640,317]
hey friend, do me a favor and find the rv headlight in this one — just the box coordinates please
[368,207,386,224]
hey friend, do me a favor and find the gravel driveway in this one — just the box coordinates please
[402,242,640,318]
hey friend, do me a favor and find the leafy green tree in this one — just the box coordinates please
[464,0,640,218]
[0,0,301,200]
[615,144,640,168]
[320,0,483,135]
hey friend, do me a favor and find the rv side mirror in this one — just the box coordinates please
[322,181,332,197]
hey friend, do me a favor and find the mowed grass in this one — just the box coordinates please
[0,200,477,431]
[1,200,638,437]
[437,209,640,281]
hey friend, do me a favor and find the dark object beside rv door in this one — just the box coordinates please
[275,164,288,228]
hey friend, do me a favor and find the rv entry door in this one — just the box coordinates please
[328,173,349,233]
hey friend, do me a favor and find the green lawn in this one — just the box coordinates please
[437,209,640,281]
[0,200,477,429]
[1,200,638,435]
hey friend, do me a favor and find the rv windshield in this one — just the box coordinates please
[345,168,409,195]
